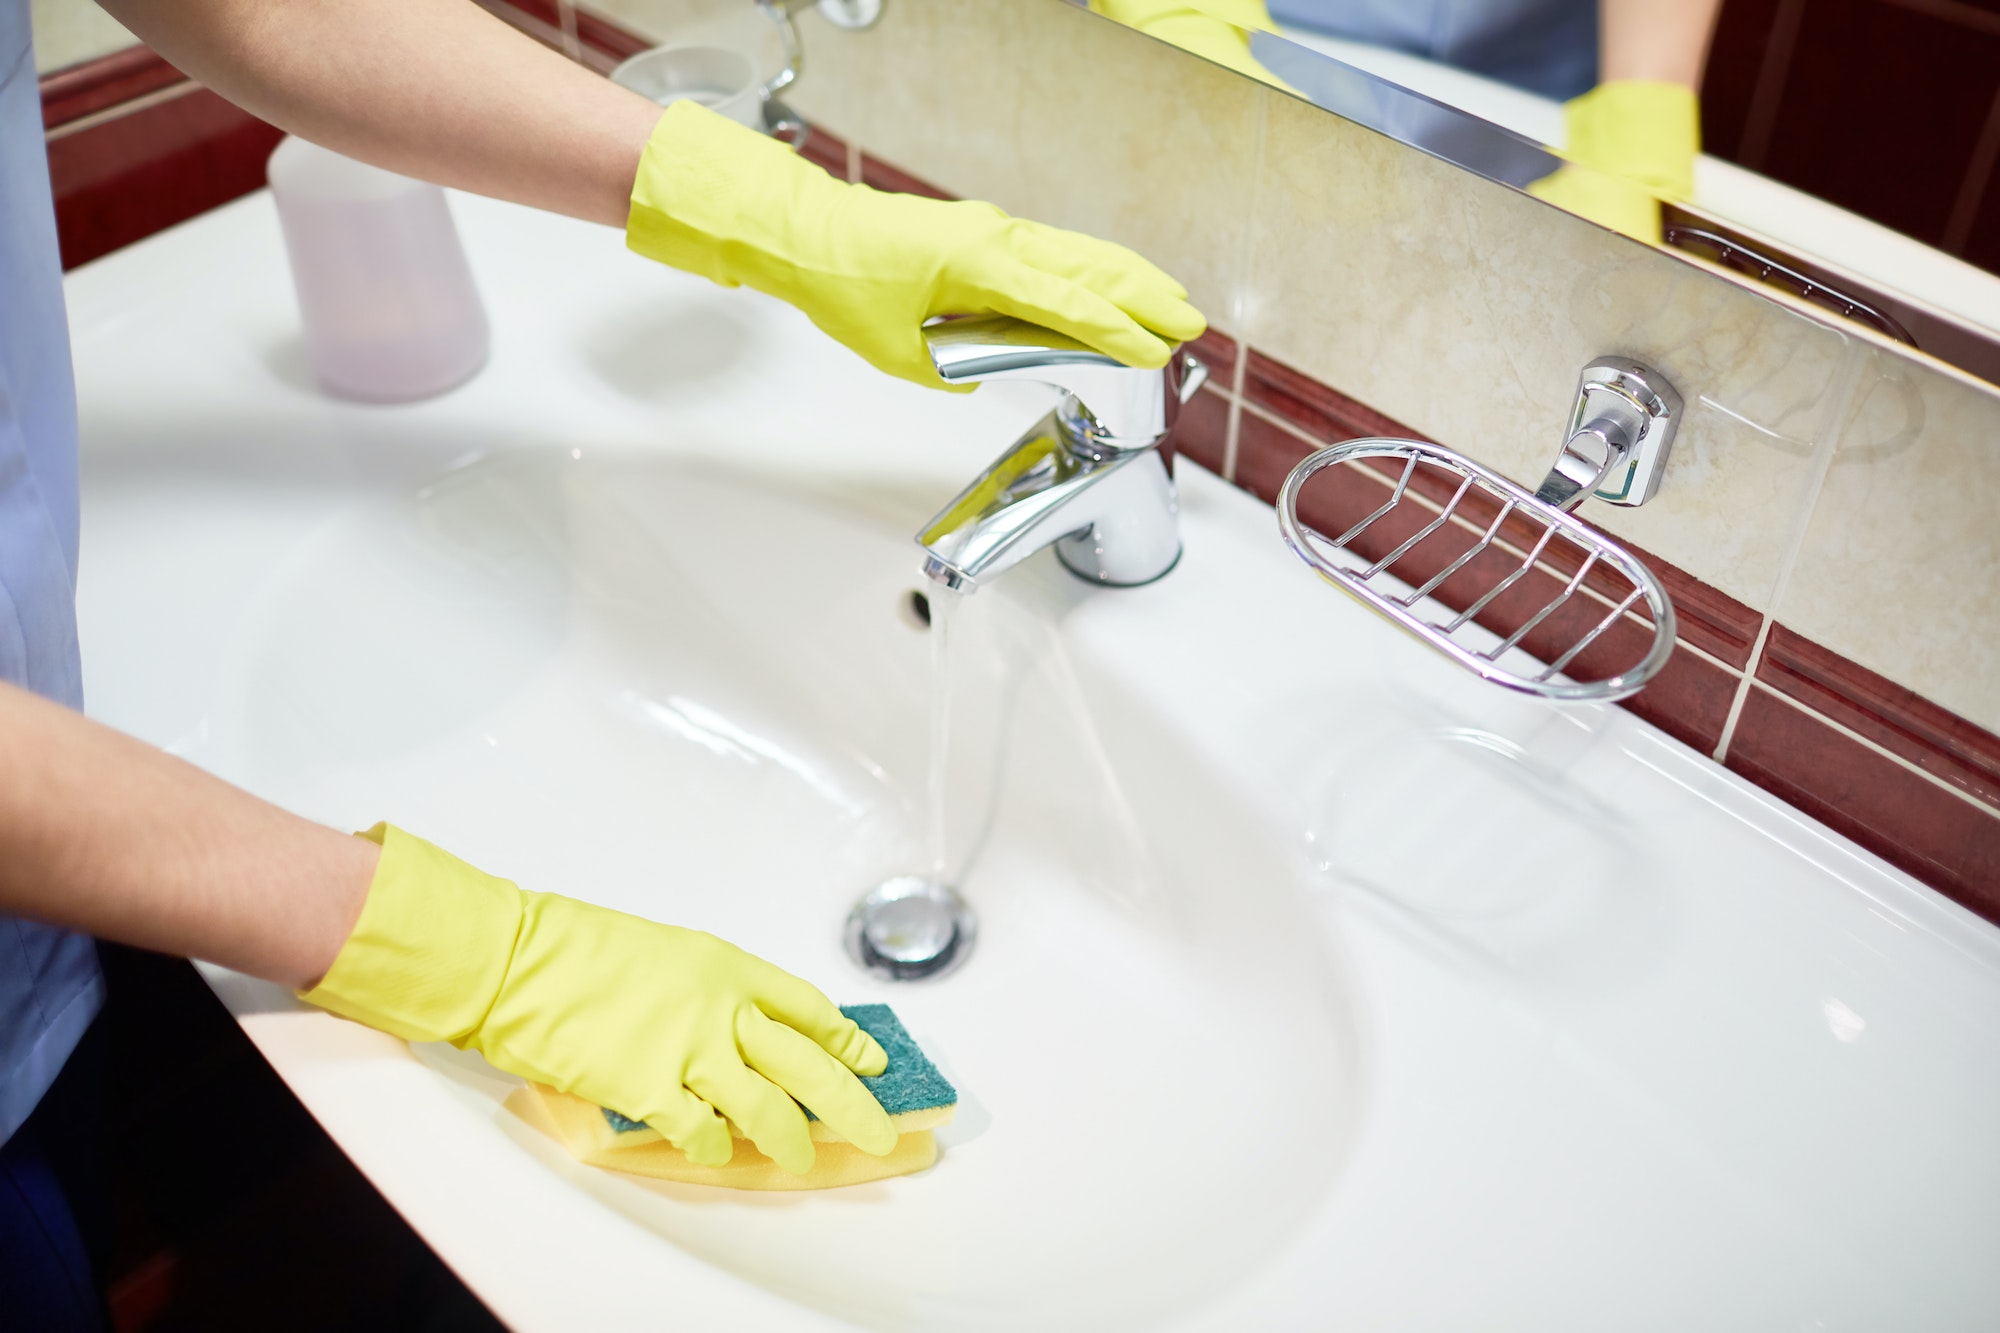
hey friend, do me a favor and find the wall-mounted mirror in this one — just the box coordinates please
[1084,1,2000,388]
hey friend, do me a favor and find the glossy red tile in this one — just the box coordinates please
[1758,624,2000,807]
[1171,383,1231,479]
[48,88,283,270]
[474,0,648,73]
[1186,326,1238,387]
[39,45,179,131]
[1232,404,1319,507]
[1727,688,2000,920]
[1616,639,1740,755]
[859,154,953,200]
[796,123,851,181]
[1242,348,1425,445]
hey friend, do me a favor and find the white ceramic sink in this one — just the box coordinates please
[67,192,2000,1331]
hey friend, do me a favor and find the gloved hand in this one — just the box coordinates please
[626,101,1205,389]
[301,825,895,1175]
[1528,80,1700,244]
[1089,0,1295,90]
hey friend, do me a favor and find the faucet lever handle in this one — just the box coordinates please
[923,315,1191,453]
[1536,356,1682,512]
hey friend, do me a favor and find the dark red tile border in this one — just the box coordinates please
[40,45,182,131]
[47,83,282,270]
[473,0,648,74]
[1187,326,1239,387]
[1727,688,2000,920]
[1639,555,1762,671]
[858,153,952,200]
[1243,348,1422,445]
[1759,624,2000,807]
[1617,643,1740,755]
[1170,382,1230,479]
[795,123,850,182]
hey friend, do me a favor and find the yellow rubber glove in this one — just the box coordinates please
[1089,0,1295,90]
[626,101,1205,389]
[300,825,895,1176]
[1528,80,1700,244]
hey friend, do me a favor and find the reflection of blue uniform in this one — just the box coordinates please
[1,1,108,1324]
[0,2,101,1151]
[1268,0,1598,100]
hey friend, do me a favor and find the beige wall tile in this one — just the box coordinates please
[1245,89,1851,613]
[1777,348,2000,732]
[30,0,137,73]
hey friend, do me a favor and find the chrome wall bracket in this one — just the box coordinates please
[1537,357,1682,512]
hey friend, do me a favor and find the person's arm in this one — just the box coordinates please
[103,0,1203,386]
[0,680,374,988]
[97,0,662,227]
[1600,0,1725,90]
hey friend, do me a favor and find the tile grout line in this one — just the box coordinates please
[1222,346,1247,482]
[43,78,200,143]
[1711,616,1773,761]
[1750,678,2000,817]
[1220,87,1269,485]
[1712,337,1869,763]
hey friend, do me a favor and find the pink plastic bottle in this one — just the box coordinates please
[266,136,489,402]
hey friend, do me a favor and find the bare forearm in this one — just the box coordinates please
[98,0,664,227]
[0,682,377,988]
[1601,0,1725,88]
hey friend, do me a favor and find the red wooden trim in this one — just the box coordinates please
[39,44,186,131]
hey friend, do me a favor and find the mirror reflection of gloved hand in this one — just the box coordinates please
[1528,80,1700,244]
[1089,0,1296,91]
[625,101,1205,389]
[300,824,896,1175]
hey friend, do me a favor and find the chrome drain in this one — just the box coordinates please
[844,876,977,981]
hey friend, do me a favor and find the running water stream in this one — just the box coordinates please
[841,582,978,980]
[924,584,960,884]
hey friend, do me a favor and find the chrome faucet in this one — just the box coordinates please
[915,316,1207,592]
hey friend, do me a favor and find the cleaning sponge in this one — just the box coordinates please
[509,1003,956,1191]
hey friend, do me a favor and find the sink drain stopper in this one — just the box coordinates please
[844,876,977,981]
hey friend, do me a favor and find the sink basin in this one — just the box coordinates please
[188,446,1361,1328]
[67,192,2000,1331]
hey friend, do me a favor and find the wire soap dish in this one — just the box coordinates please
[1275,358,1684,703]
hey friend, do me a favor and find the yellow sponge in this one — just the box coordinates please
[508,1003,956,1191]
[507,1082,942,1189]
